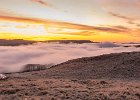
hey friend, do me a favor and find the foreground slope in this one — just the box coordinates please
[0,52,140,100]
[38,52,140,80]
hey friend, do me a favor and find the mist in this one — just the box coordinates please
[0,42,140,73]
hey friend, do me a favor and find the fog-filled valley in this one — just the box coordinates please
[0,42,140,73]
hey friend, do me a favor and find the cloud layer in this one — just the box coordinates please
[0,42,140,73]
[109,12,140,27]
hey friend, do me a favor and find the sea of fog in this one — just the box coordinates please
[0,42,140,73]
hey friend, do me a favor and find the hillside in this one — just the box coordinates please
[0,52,140,100]
[7,52,140,80]
[36,52,140,80]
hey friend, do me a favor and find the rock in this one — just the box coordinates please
[22,64,54,72]
[0,74,8,80]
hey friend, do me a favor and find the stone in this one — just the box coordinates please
[0,74,8,80]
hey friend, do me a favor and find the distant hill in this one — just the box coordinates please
[0,39,35,46]
[46,40,94,44]
[0,39,95,46]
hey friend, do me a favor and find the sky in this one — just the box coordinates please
[0,0,140,42]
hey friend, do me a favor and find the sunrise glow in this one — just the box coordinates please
[0,0,140,42]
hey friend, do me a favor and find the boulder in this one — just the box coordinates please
[0,74,8,80]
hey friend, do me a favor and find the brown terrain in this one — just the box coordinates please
[0,39,35,46]
[0,39,94,46]
[47,40,94,44]
[0,52,140,100]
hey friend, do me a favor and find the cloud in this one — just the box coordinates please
[70,24,130,33]
[46,23,130,35]
[0,10,12,16]
[0,42,140,73]
[0,15,45,23]
[53,31,95,36]
[0,15,131,37]
[109,12,134,21]
[113,25,130,30]
[45,25,130,36]
[97,42,120,48]
[109,12,140,27]
[93,26,129,33]
[30,0,52,7]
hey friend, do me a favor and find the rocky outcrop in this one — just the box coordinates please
[0,74,7,80]
[22,64,53,72]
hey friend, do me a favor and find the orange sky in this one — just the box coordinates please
[0,0,140,42]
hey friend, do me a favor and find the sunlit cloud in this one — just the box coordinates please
[109,12,134,21]
[30,0,52,7]
[0,15,46,23]
[109,12,140,27]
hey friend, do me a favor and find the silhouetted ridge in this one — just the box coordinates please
[47,40,94,44]
[0,39,35,46]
